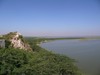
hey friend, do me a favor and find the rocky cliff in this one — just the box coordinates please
[4,32,32,51]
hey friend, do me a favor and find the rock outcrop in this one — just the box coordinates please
[4,32,32,51]
[0,39,5,48]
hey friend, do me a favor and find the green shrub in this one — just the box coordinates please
[0,48,81,75]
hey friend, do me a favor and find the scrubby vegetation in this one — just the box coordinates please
[3,32,17,40]
[0,37,82,75]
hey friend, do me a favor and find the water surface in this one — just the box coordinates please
[40,39,100,75]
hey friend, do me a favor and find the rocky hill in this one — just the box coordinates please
[3,32,32,51]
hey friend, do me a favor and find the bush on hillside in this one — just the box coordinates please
[0,48,81,75]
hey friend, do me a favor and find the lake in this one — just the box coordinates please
[40,39,100,75]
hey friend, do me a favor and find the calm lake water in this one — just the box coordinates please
[40,39,100,75]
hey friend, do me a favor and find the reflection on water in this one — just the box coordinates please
[40,39,100,75]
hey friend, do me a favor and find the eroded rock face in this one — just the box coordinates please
[6,32,32,51]
[0,39,5,48]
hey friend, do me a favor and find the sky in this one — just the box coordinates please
[0,0,100,37]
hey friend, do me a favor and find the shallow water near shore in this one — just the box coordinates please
[40,39,100,75]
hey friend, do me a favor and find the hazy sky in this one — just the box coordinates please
[0,0,100,37]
